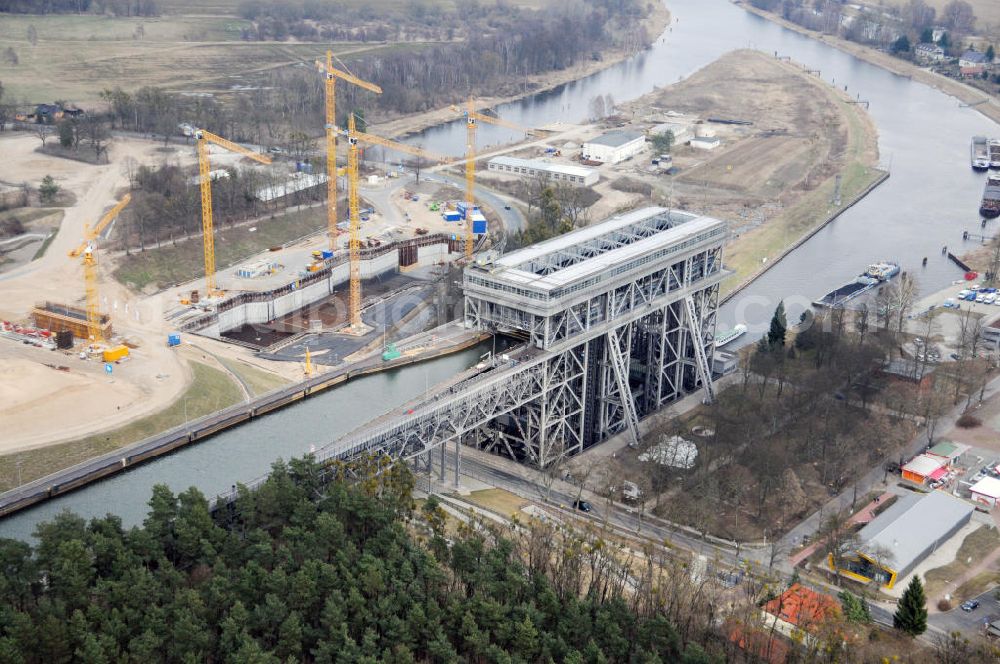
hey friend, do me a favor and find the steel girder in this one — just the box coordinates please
[318,257,725,469]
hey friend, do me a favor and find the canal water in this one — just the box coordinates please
[3,0,998,537]
[408,0,998,332]
[0,345,487,540]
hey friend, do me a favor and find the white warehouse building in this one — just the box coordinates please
[582,130,647,164]
[486,156,599,187]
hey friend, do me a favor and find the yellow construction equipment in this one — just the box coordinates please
[67,194,131,344]
[316,52,382,252]
[194,128,272,295]
[452,98,537,258]
[341,116,451,331]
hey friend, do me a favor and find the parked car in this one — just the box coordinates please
[961,600,980,612]
[573,500,593,513]
[504,204,512,210]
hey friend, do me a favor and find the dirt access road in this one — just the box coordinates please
[617,49,880,291]
[0,133,196,454]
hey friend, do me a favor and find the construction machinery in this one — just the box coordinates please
[67,193,131,344]
[194,128,272,295]
[316,51,382,252]
[452,98,537,258]
[340,116,452,332]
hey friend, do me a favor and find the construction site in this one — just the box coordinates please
[0,45,881,497]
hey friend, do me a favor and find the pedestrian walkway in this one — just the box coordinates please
[787,491,894,568]
[928,508,1000,612]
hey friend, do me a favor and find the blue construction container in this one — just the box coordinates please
[167,334,181,347]
[321,250,334,259]
[473,219,487,235]
[443,211,461,222]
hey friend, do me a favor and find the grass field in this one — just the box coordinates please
[0,23,390,103]
[216,357,289,396]
[0,360,242,492]
[113,204,326,290]
[924,525,1000,601]
[721,89,882,297]
[465,488,529,519]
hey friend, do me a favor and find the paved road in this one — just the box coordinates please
[440,448,745,568]
[778,372,1000,557]
[427,172,527,234]
[930,588,1000,635]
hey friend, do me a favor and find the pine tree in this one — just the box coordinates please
[893,575,928,635]
[767,301,787,350]
[838,590,872,623]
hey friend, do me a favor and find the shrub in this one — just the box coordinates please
[957,413,982,429]
[937,599,952,612]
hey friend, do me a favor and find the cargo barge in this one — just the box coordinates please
[972,136,990,170]
[981,174,1000,219]
[814,261,900,308]
[990,139,1000,169]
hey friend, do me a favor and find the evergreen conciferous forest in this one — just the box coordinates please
[0,456,721,663]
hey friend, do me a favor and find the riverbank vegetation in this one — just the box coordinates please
[0,458,728,662]
[600,302,996,544]
[742,0,1000,124]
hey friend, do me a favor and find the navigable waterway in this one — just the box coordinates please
[2,0,997,538]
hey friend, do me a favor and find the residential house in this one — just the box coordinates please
[915,43,945,63]
[960,49,990,77]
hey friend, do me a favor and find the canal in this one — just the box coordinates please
[3,0,998,537]
[0,344,488,540]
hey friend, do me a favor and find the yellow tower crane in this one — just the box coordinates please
[316,52,382,252]
[68,193,131,344]
[452,98,537,258]
[194,128,272,296]
[341,115,452,332]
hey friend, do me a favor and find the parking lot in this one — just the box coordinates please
[931,588,1000,635]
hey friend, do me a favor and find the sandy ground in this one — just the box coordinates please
[739,2,1000,126]
[0,133,201,452]
[617,49,878,234]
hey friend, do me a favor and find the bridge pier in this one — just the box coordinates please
[311,208,728,476]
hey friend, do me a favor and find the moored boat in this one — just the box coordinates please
[814,261,900,308]
[973,136,990,170]
[981,174,1000,219]
[715,323,747,348]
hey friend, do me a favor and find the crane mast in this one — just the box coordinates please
[325,50,337,252]
[464,98,476,259]
[316,53,382,252]
[194,129,271,296]
[69,194,131,343]
[452,98,536,259]
[340,117,450,332]
[347,114,363,331]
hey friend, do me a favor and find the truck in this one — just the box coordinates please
[103,345,130,362]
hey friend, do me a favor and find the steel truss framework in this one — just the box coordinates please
[313,211,726,469]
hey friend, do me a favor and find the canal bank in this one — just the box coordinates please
[4,0,1000,539]
[721,169,891,305]
[0,327,489,522]
[736,1,1000,127]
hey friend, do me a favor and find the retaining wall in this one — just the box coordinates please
[185,235,452,336]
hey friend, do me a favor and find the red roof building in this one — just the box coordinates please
[763,584,840,631]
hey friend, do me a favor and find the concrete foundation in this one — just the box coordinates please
[183,235,453,338]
